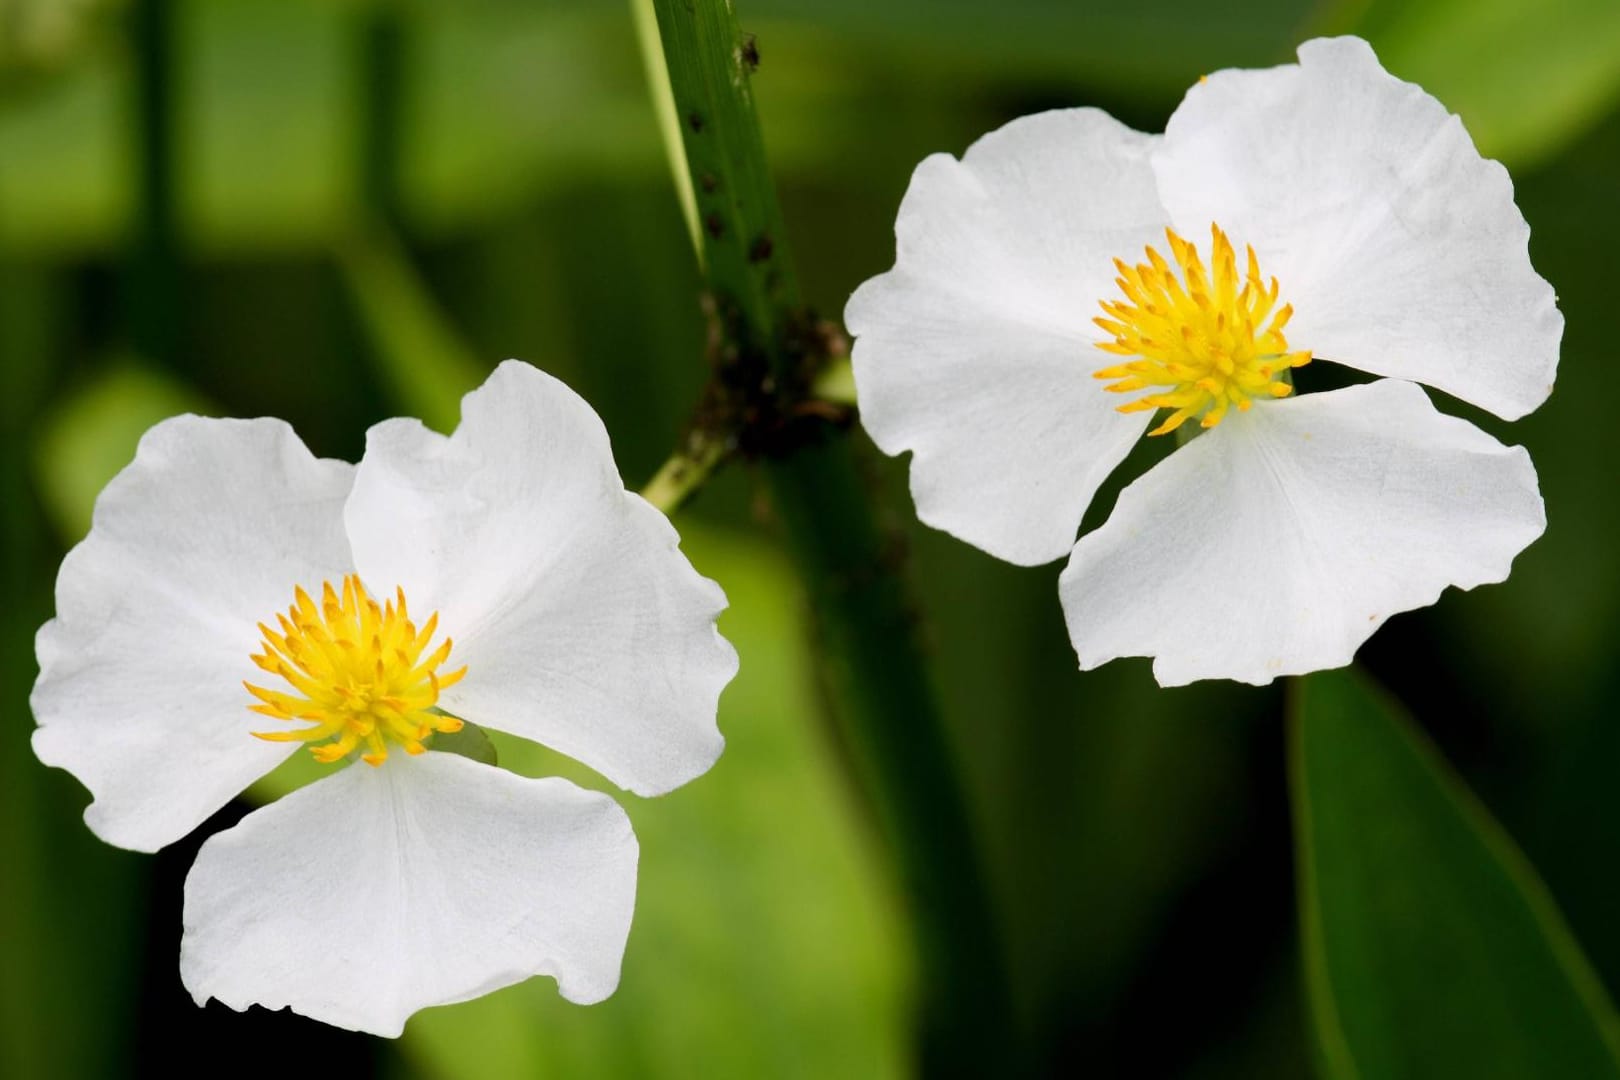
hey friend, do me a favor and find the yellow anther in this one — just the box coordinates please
[1092,223,1311,434]
[245,574,465,767]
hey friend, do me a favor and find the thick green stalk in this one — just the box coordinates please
[645,1,1015,1070]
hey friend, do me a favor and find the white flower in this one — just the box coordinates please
[845,36,1556,686]
[30,360,737,1035]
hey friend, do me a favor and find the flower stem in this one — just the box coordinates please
[812,354,859,406]
[642,1,1016,1069]
[639,432,729,516]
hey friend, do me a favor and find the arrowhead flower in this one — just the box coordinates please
[30,360,738,1035]
[846,37,1556,686]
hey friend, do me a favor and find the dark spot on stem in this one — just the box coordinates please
[740,32,760,72]
[700,172,719,193]
[705,213,725,239]
[687,111,704,132]
[748,233,774,263]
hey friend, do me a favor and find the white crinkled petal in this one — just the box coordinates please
[1154,36,1560,421]
[31,417,354,853]
[344,360,734,797]
[180,751,637,1037]
[1059,380,1545,687]
[846,108,1169,566]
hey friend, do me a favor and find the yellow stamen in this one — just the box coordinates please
[1092,224,1312,434]
[246,574,466,767]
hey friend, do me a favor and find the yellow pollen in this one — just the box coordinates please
[1092,223,1312,436]
[245,574,467,767]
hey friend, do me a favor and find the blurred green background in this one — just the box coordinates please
[3,0,1620,1075]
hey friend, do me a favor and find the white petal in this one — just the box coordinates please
[846,108,1169,566]
[1059,380,1544,686]
[180,752,637,1037]
[344,361,734,796]
[1154,36,1560,421]
[31,417,354,853]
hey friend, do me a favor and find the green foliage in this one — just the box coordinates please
[1359,0,1620,167]
[6,0,1613,258]
[0,1,665,255]
[1292,669,1620,1080]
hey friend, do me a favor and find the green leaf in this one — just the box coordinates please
[1357,0,1620,168]
[1291,668,1620,1080]
[397,522,909,1080]
[424,717,498,767]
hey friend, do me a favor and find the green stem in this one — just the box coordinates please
[812,354,858,406]
[126,0,180,363]
[644,1,1015,1069]
[639,433,729,516]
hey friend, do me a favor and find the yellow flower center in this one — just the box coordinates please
[1092,223,1312,436]
[245,574,467,767]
